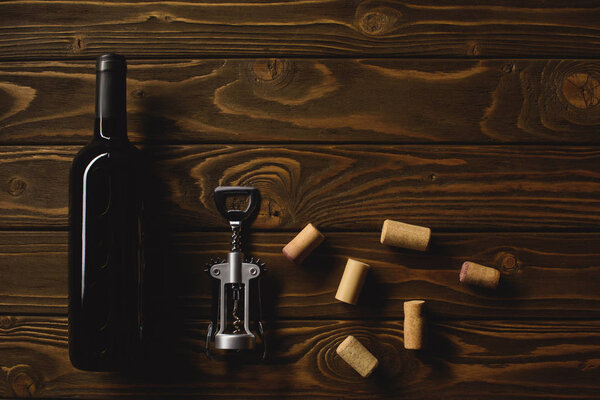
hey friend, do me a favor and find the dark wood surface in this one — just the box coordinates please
[1,145,599,230]
[1,1,599,399]
[1,316,600,399]
[1,59,599,144]
[1,231,599,319]
[2,1,600,59]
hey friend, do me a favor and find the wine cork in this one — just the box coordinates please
[460,261,500,289]
[336,335,379,378]
[404,300,425,350]
[282,223,325,264]
[380,219,431,251]
[335,259,370,305]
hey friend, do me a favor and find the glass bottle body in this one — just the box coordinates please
[68,55,143,371]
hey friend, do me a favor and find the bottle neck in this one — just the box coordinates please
[94,66,127,142]
[94,116,127,141]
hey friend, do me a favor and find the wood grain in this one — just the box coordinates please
[2,1,599,398]
[1,316,599,399]
[1,1,600,59]
[2,231,599,319]
[1,145,599,230]
[2,59,600,144]
[0,232,66,315]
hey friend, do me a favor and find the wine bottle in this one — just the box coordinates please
[68,54,144,371]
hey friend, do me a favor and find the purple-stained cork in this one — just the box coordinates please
[459,262,469,282]
[459,261,500,289]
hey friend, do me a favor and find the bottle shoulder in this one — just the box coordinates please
[71,139,141,176]
[72,139,140,161]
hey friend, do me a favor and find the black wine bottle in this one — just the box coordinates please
[68,54,144,371]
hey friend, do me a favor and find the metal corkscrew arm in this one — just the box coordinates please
[205,186,266,359]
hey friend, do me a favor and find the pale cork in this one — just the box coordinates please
[336,335,379,378]
[282,223,325,264]
[380,219,431,251]
[404,300,426,350]
[460,261,500,289]
[335,258,370,305]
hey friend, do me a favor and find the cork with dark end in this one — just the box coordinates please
[404,300,425,350]
[282,223,325,264]
[335,258,370,305]
[336,335,379,378]
[380,219,431,251]
[460,261,501,289]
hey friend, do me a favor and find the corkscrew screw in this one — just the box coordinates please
[205,186,266,359]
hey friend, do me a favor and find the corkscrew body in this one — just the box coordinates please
[206,186,266,359]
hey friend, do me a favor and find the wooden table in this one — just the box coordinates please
[1,1,600,398]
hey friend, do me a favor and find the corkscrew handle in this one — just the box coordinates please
[214,186,260,223]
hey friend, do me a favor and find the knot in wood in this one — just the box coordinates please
[71,36,84,53]
[5,365,37,397]
[0,315,15,329]
[147,13,173,23]
[579,359,600,371]
[495,251,519,274]
[132,89,145,98]
[502,63,515,73]
[468,42,480,57]
[360,11,390,35]
[356,7,401,36]
[7,177,26,196]
[266,198,281,219]
[244,59,294,93]
[253,59,284,81]
[257,198,283,228]
[561,73,600,109]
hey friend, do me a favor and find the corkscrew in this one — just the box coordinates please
[205,186,266,359]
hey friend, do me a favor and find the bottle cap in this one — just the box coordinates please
[96,54,126,72]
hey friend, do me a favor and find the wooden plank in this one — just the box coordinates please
[0,232,66,315]
[1,1,600,59]
[1,316,599,399]
[2,59,600,144]
[2,231,599,319]
[0,147,72,228]
[1,145,599,230]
